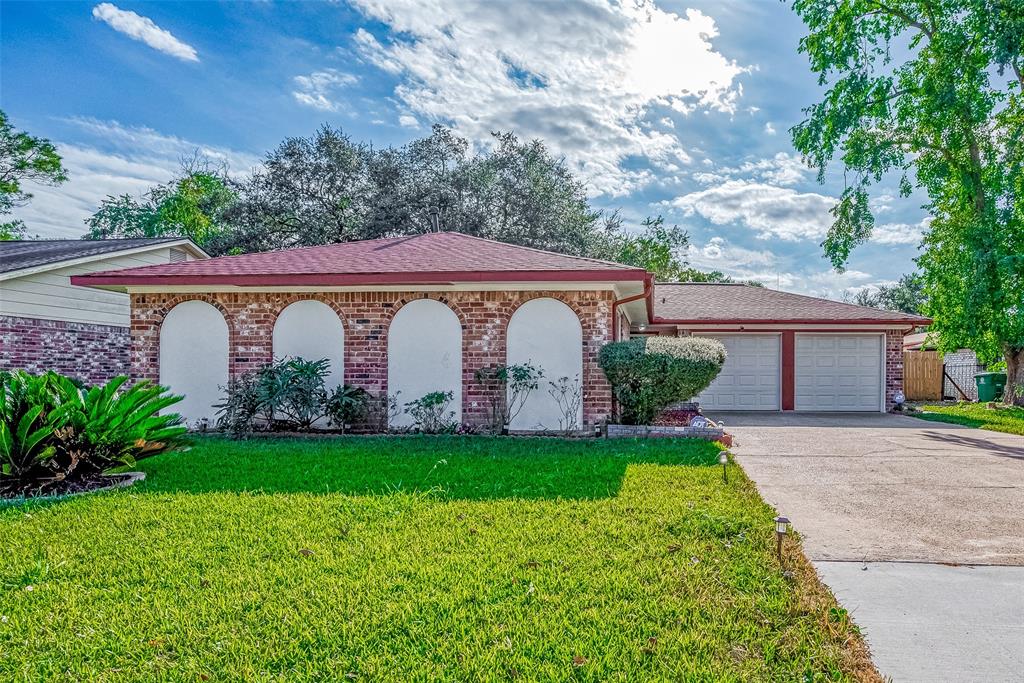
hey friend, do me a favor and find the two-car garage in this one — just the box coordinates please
[694,333,884,412]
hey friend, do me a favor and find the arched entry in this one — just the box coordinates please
[387,299,462,428]
[273,300,345,389]
[506,297,583,431]
[159,300,229,427]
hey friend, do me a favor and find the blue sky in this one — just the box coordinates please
[1,0,928,299]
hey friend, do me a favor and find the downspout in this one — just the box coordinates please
[612,275,653,340]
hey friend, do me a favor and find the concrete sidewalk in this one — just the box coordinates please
[712,412,1024,682]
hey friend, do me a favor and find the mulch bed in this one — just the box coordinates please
[0,471,145,501]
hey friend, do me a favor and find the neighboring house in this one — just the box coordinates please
[72,232,929,428]
[1,238,208,384]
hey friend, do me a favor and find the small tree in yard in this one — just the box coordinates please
[404,391,457,433]
[473,363,544,433]
[547,375,583,436]
[790,0,1024,404]
[599,337,726,425]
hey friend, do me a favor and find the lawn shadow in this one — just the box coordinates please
[131,435,723,501]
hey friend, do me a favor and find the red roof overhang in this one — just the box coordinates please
[650,316,932,326]
[72,268,649,288]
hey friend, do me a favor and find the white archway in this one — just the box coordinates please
[159,300,229,427]
[387,299,462,428]
[506,297,583,431]
[273,300,345,389]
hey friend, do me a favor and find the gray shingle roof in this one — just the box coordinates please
[653,282,931,324]
[0,238,185,275]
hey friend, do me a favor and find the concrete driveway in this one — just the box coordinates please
[709,412,1024,682]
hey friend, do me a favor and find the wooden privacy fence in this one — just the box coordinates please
[903,351,943,400]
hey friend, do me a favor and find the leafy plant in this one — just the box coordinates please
[404,391,457,434]
[0,371,186,496]
[325,384,370,433]
[473,362,544,433]
[547,375,583,436]
[599,337,726,425]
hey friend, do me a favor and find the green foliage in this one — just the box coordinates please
[0,371,186,495]
[86,162,236,248]
[599,337,727,425]
[850,272,927,314]
[215,357,362,434]
[914,402,1024,436]
[791,0,1024,403]
[0,110,68,239]
[547,375,583,435]
[403,391,457,433]
[325,384,370,432]
[473,362,544,433]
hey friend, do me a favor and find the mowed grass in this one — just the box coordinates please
[0,436,875,681]
[914,402,1024,435]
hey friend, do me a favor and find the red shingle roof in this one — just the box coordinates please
[73,232,648,287]
[652,283,931,325]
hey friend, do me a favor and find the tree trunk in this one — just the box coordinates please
[1005,346,1024,407]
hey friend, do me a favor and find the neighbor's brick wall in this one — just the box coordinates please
[129,290,615,428]
[0,315,129,384]
[885,328,905,411]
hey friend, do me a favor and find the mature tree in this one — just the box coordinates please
[791,0,1024,404]
[0,110,68,239]
[86,163,236,249]
[850,273,927,314]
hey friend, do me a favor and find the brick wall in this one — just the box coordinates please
[0,315,129,385]
[885,328,905,411]
[129,289,615,428]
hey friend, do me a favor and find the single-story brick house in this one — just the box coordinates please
[72,232,928,428]
[1,238,207,384]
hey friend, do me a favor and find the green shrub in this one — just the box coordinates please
[215,357,368,435]
[473,362,544,433]
[598,336,726,424]
[0,371,187,496]
[404,391,457,433]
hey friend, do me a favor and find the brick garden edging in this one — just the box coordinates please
[606,423,732,445]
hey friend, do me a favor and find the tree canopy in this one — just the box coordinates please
[791,0,1024,403]
[0,110,68,240]
[850,273,926,315]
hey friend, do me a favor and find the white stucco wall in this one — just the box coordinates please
[272,300,345,389]
[506,297,583,431]
[159,300,228,427]
[387,299,463,428]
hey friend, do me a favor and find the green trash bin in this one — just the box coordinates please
[975,372,1008,402]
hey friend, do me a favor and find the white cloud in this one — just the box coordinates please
[687,235,776,269]
[398,114,419,128]
[764,122,776,135]
[9,119,260,238]
[871,218,929,245]
[292,69,358,112]
[670,178,836,241]
[92,3,199,62]
[348,0,746,196]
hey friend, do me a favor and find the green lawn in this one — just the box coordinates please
[913,402,1024,435]
[0,436,874,681]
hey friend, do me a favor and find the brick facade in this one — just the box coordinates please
[129,289,615,428]
[0,315,130,385]
[885,328,905,411]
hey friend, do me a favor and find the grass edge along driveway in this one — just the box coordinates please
[1,436,879,681]
[912,402,1024,435]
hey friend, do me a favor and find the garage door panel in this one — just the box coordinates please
[695,334,780,411]
[795,334,882,412]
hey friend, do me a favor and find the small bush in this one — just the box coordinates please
[473,362,544,433]
[404,391,457,433]
[215,357,368,435]
[0,371,187,496]
[598,336,726,425]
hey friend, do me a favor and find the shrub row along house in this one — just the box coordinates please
[35,231,924,429]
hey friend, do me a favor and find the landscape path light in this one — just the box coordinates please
[774,516,790,566]
[719,451,729,484]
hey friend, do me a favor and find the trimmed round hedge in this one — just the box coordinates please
[598,336,727,425]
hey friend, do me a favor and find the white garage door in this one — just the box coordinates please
[694,334,780,411]
[795,334,882,411]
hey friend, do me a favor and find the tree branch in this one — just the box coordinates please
[865,1,934,38]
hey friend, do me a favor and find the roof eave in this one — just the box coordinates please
[71,268,649,288]
[651,316,932,326]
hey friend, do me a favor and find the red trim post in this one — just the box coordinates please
[781,331,795,410]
